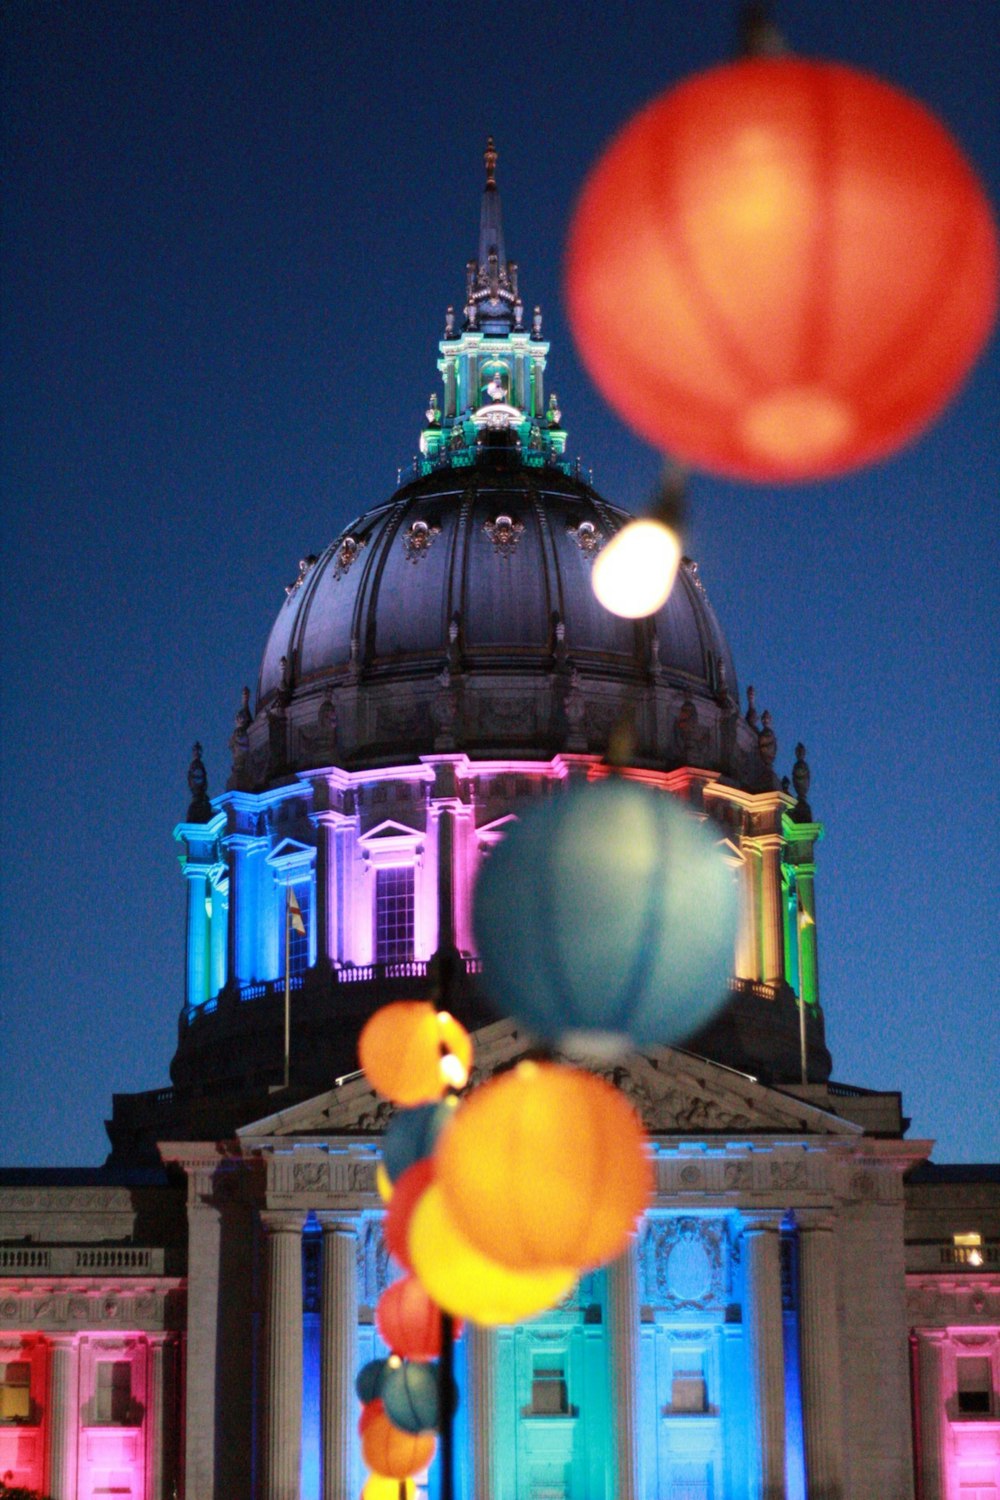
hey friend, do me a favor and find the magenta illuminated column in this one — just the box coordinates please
[469,1324,497,1500]
[743,1215,787,1500]
[262,1211,305,1500]
[317,1215,358,1500]
[608,1241,641,1500]
[797,1216,845,1499]
[47,1336,79,1500]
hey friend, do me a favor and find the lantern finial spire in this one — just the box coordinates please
[484,135,497,188]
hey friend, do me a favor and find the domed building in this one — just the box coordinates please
[1,144,997,1500]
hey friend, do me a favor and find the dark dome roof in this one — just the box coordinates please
[251,450,749,775]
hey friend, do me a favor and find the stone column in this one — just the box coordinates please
[737,844,762,980]
[224,833,266,986]
[262,1211,306,1500]
[318,1215,358,1500]
[608,1241,641,1500]
[743,1215,787,1500]
[183,862,210,1009]
[794,860,820,1009]
[797,1216,845,1499]
[468,1324,497,1500]
[47,1336,79,1500]
[915,1330,947,1500]
[758,836,786,984]
[146,1335,173,1500]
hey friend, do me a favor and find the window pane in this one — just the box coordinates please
[376,867,415,963]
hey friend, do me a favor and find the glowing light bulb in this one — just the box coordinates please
[592,518,681,618]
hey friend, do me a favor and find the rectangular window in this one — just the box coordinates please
[530,1356,568,1415]
[95,1360,133,1425]
[376,866,415,964]
[670,1349,707,1413]
[0,1361,30,1422]
[957,1355,992,1416]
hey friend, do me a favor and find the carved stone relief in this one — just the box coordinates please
[642,1217,727,1311]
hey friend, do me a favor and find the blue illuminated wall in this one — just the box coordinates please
[296,1209,810,1498]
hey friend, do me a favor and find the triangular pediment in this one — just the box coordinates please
[358,819,422,843]
[237,1020,862,1143]
[268,837,312,860]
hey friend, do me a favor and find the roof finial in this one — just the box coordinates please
[484,135,497,188]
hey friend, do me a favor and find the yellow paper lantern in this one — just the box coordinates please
[362,1478,416,1500]
[375,1162,394,1204]
[361,1407,436,1479]
[359,1002,472,1105]
[409,1182,576,1325]
[436,1062,653,1273]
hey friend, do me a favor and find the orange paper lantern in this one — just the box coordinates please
[409,1182,577,1326]
[566,58,998,482]
[359,1002,472,1105]
[361,1407,436,1480]
[436,1062,653,1273]
[376,1273,452,1360]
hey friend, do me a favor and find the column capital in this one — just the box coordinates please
[315,1212,359,1237]
[794,1210,837,1234]
[260,1209,307,1235]
[741,1211,785,1237]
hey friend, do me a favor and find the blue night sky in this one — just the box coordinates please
[2,2,997,1168]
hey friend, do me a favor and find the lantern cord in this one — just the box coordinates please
[738,3,788,58]
[439,1311,455,1500]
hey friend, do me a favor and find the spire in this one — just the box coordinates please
[478,135,507,271]
[465,136,519,335]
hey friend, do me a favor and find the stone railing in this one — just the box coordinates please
[0,1246,165,1275]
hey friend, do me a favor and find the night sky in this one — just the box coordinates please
[3,2,997,1169]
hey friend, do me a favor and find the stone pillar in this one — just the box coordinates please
[209,876,227,998]
[797,1217,845,1499]
[318,1215,358,1500]
[794,861,820,1010]
[915,1331,947,1500]
[224,833,266,986]
[183,862,210,1009]
[469,1324,497,1500]
[262,1211,306,1500]
[737,844,762,980]
[47,1336,79,1500]
[744,1215,787,1500]
[608,1242,641,1500]
[758,836,786,984]
[146,1335,172,1500]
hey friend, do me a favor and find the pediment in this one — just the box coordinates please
[358,819,422,843]
[267,837,312,862]
[238,1020,861,1143]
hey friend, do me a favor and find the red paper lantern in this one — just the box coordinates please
[384,1158,435,1273]
[376,1274,453,1360]
[566,58,998,482]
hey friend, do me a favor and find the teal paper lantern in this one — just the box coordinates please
[381,1358,458,1434]
[473,778,737,1050]
[355,1357,388,1404]
[383,1098,455,1184]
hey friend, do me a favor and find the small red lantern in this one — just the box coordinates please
[384,1158,435,1273]
[566,58,998,482]
[376,1274,454,1360]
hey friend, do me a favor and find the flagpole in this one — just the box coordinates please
[283,885,291,1090]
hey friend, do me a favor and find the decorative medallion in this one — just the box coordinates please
[484,513,524,557]
[567,519,604,558]
[644,1217,727,1310]
[403,519,441,563]
[332,534,365,580]
[285,553,318,598]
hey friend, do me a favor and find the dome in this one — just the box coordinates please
[248,444,748,779]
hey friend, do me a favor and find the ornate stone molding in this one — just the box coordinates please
[641,1216,728,1311]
